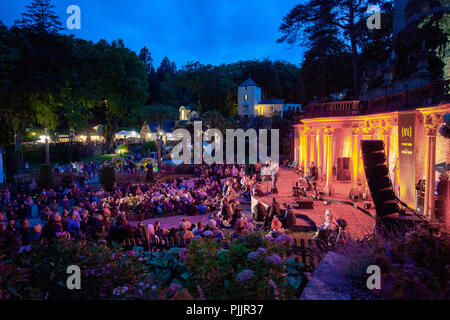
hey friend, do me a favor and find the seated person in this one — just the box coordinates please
[231,219,246,239]
[177,222,194,240]
[205,219,224,240]
[312,209,334,242]
[271,215,284,233]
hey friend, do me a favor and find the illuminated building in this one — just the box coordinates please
[293,81,450,225]
[238,77,301,118]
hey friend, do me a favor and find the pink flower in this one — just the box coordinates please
[179,248,188,260]
[275,234,294,244]
[236,269,254,284]
[265,254,282,265]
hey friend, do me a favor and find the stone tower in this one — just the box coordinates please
[238,77,261,117]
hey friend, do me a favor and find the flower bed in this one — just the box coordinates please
[1,232,311,300]
[336,227,449,300]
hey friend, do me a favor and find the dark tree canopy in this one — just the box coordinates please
[14,0,63,34]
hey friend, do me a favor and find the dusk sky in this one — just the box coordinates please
[1,0,305,68]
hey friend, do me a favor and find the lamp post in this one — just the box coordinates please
[44,128,50,164]
[157,127,162,170]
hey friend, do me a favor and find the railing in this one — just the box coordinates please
[304,100,360,118]
[116,173,148,184]
[13,172,82,186]
[304,79,450,118]
[367,79,450,113]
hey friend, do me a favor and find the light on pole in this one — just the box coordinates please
[157,128,162,170]
[44,127,50,164]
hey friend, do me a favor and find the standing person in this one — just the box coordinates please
[306,162,319,192]
[284,204,296,229]
[255,161,262,179]
[24,196,34,218]
[335,219,349,245]
[21,219,31,246]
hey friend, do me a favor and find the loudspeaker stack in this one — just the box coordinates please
[361,140,399,218]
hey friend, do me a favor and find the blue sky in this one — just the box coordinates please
[1,0,305,68]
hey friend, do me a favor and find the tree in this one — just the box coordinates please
[202,110,226,133]
[138,46,154,74]
[356,0,393,88]
[278,0,385,97]
[138,104,177,167]
[95,39,149,149]
[157,57,175,80]
[14,0,63,34]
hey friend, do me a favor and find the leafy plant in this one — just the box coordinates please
[181,233,309,300]
[139,248,191,288]
[339,228,449,300]
[38,163,53,190]
[12,238,151,300]
[142,141,157,153]
[100,165,116,191]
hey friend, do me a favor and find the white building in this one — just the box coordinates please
[237,77,301,118]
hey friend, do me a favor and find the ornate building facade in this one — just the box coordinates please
[293,84,449,225]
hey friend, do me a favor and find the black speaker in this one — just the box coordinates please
[361,140,399,218]
[295,200,314,209]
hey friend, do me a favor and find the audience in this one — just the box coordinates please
[0,160,312,253]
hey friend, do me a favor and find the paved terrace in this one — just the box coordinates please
[256,168,377,239]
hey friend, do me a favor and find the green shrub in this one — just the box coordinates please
[38,164,53,190]
[115,144,129,156]
[9,238,157,300]
[140,248,190,288]
[179,233,309,300]
[339,227,450,300]
[101,165,116,191]
[142,141,157,153]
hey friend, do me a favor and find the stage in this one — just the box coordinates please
[254,168,377,239]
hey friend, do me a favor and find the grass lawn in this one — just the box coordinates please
[80,154,116,162]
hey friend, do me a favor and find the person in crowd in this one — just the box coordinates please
[335,219,349,245]
[0,162,264,246]
[41,213,63,241]
[147,224,158,242]
[205,219,224,240]
[305,162,319,192]
[177,222,194,240]
[284,204,296,229]
[21,219,32,246]
[31,224,42,241]
[271,215,284,234]
[192,221,204,237]
[231,219,246,239]
[67,212,80,238]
